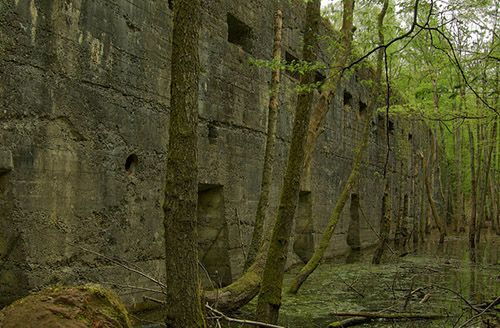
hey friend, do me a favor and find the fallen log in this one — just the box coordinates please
[330,311,446,319]
[328,317,372,327]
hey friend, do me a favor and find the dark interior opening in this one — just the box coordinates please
[168,0,173,10]
[377,114,385,135]
[359,101,367,115]
[197,184,231,287]
[315,71,326,87]
[388,120,395,134]
[208,123,217,145]
[347,193,361,250]
[285,51,301,80]
[125,154,138,174]
[227,13,252,53]
[344,91,353,109]
[293,191,314,263]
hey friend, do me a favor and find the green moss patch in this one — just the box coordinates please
[0,286,132,328]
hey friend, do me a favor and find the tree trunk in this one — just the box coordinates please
[301,0,356,182]
[454,111,463,232]
[419,159,426,242]
[477,121,495,243]
[467,123,477,251]
[288,0,388,294]
[244,8,283,272]
[474,121,484,244]
[419,150,445,244]
[163,0,205,326]
[255,0,320,323]
[372,181,392,264]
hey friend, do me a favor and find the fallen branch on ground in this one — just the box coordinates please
[458,295,500,328]
[142,297,285,328]
[328,317,372,327]
[330,311,446,319]
[206,304,285,328]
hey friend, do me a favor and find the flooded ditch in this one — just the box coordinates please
[240,234,500,327]
[132,232,500,327]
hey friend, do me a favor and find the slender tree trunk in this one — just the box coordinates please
[163,0,205,326]
[454,106,463,232]
[475,121,484,243]
[255,0,320,323]
[477,122,495,243]
[467,123,477,250]
[302,0,356,181]
[244,9,283,272]
[431,77,448,224]
[372,181,392,264]
[288,0,388,295]
[419,166,426,242]
[419,150,445,244]
[394,160,404,247]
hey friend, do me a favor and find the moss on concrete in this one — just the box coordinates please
[0,286,132,328]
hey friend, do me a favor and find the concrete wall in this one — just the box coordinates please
[0,0,426,306]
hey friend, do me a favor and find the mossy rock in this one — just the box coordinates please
[0,286,132,328]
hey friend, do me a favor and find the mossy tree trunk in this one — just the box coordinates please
[162,0,206,327]
[244,9,283,272]
[255,0,320,323]
[288,0,387,295]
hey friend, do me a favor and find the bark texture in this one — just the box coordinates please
[255,0,320,323]
[163,0,205,326]
[245,9,283,272]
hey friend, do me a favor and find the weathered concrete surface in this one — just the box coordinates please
[0,0,427,307]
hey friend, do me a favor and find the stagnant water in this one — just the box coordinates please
[132,232,500,327]
[239,233,500,327]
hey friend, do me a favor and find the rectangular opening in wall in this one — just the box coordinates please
[347,193,361,250]
[315,71,326,88]
[388,120,395,134]
[344,91,353,110]
[285,51,301,80]
[293,191,314,263]
[377,114,385,135]
[359,101,367,116]
[227,13,253,53]
[197,184,232,288]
